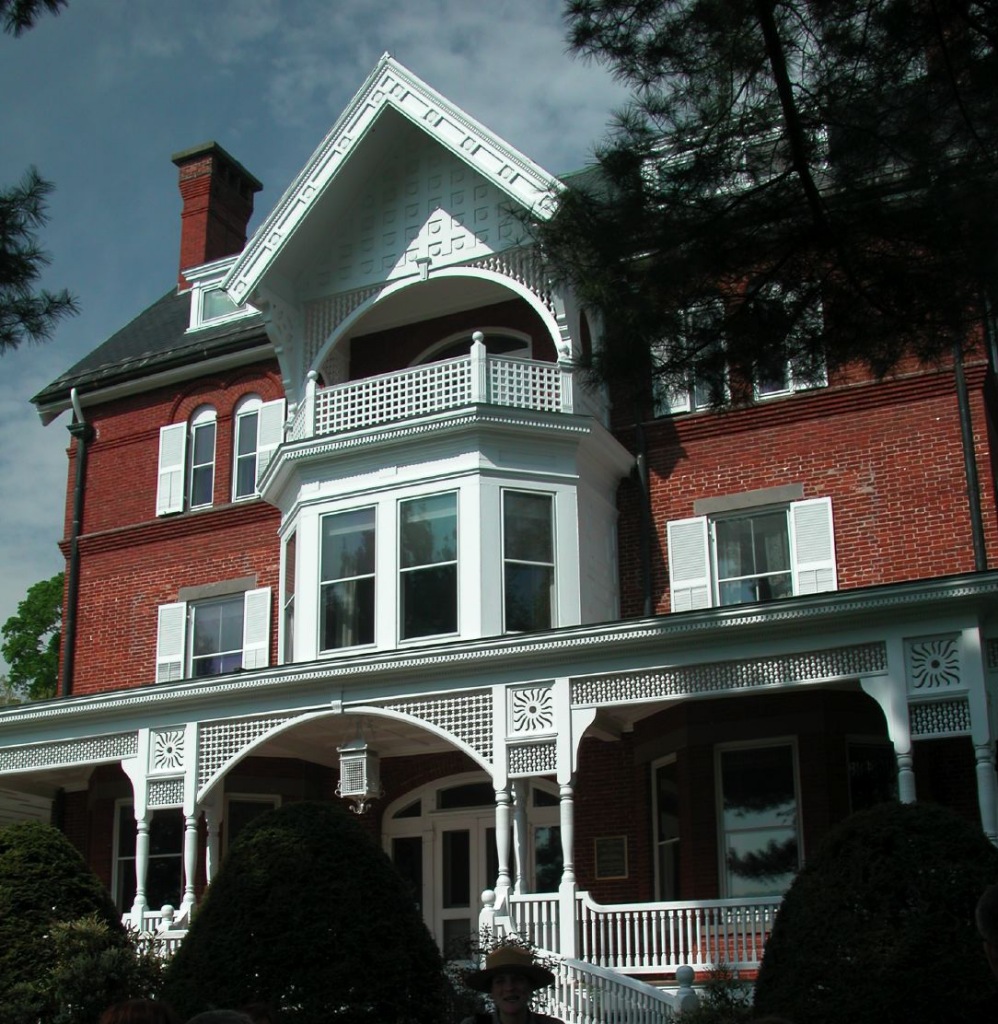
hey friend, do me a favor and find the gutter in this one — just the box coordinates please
[61,388,94,698]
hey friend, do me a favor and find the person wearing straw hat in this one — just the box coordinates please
[462,945,564,1024]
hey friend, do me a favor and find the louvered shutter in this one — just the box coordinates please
[255,399,286,484]
[241,587,271,670]
[791,497,837,594]
[156,423,187,515]
[156,602,187,683]
[667,516,711,611]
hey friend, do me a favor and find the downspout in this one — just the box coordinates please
[634,421,654,616]
[953,343,987,571]
[61,388,94,697]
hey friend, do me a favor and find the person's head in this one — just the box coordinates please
[977,884,998,977]
[465,946,555,1020]
[98,999,180,1024]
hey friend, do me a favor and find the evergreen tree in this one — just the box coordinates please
[535,1,998,409]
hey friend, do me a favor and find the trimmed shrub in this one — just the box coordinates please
[753,800,998,1024]
[162,800,447,1024]
[0,820,139,1022]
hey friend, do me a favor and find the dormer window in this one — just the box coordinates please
[185,257,255,332]
[202,286,241,322]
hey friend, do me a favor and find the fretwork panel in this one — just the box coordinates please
[197,715,300,792]
[572,642,887,705]
[382,690,492,763]
[910,698,971,737]
[0,732,137,772]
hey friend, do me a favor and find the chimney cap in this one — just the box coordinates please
[171,140,263,193]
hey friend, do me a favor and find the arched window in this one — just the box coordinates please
[188,405,217,509]
[414,330,531,366]
[233,394,287,501]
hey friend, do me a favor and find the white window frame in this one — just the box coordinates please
[232,395,286,501]
[156,587,271,683]
[398,491,459,642]
[652,754,681,901]
[501,489,556,634]
[319,505,377,652]
[667,496,836,612]
[187,406,217,510]
[282,530,296,665]
[715,738,802,898]
[752,282,827,400]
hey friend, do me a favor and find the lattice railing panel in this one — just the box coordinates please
[489,358,562,411]
[198,715,299,792]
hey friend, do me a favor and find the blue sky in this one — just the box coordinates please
[0,0,627,675]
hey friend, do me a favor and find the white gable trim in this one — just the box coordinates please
[225,54,563,306]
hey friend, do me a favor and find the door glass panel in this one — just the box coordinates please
[534,825,562,892]
[656,759,680,900]
[442,829,470,908]
[393,836,423,912]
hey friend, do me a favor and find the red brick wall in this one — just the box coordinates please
[61,360,284,694]
[618,365,998,616]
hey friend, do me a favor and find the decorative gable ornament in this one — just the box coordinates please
[336,737,383,814]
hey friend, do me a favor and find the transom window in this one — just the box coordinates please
[503,490,554,632]
[399,492,457,639]
[320,507,376,650]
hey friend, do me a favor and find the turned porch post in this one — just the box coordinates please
[130,810,151,919]
[495,785,513,896]
[203,798,223,883]
[181,811,199,915]
[558,778,577,958]
[512,779,528,894]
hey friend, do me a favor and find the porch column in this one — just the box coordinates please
[130,810,151,919]
[512,780,528,895]
[495,786,513,896]
[558,779,577,959]
[203,799,223,883]
[182,811,199,915]
[974,742,998,844]
[862,658,916,802]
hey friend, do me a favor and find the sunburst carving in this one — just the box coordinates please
[510,685,554,734]
[908,637,961,690]
[151,729,185,771]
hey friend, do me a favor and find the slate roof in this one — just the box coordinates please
[31,287,268,412]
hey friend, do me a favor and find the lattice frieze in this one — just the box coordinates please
[147,777,184,808]
[198,715,300,791]
[382,691,492,762]
[508,742,557,776]
[910,698,971,737]
[0,732,137,773]
[572,642,887,705]
[987,638,998,671]
[906,636,961,693]
[306,287,378,374]
[150,728,185,773]
[509,685,555,735]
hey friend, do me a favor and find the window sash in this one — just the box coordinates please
[233,409,259,499]
[503,491,554,632]
[188,419,216,508]
[190,596,244,677]
[399,494,457,639]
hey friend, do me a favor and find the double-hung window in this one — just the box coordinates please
[653,299,727,416]
[157,407,216,515]
[667,496,836,611]
[502,490,554,632]
[188,408,216,509]
[752,282,827,399]
[399,493,457,640]
[320,507,376,650]
[232,397,286,500]
[156,588,270,682]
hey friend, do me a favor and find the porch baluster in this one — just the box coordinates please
[181,812,198,915]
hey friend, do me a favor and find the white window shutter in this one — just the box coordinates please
[255,399,286,484]
[242,587,271,670]
[667,516,711,611]
[156,602,187,683]
[791,497,837,594]
[156,423,187,516]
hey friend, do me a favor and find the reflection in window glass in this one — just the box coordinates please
[233,408,259,499]
[115,805,183,912]
[720,744,799,897]
[503,491,554,632]
[714,510,792,606]
[400,493,457,639]
[202,287,239,321]
[320,507,376,649]
[534,825,562,892]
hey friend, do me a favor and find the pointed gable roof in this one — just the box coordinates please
[225,54,562,306]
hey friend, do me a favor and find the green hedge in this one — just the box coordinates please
[163,800,447,1023]
[753,800,998,1024]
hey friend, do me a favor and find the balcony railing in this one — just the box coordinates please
[288,339,605,443]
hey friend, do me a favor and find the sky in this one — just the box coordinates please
[0,0,630,676]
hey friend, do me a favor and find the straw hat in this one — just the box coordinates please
[464,946,555,992]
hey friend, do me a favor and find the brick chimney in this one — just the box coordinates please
[171,141,263,290]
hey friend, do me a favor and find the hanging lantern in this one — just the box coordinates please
[336,737,383,814]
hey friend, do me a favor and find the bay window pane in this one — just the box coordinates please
[320,508,375,650]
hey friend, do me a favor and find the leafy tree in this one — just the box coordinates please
[753,800,998,1024]
[0,0,67,37]
[0,820,138,1023]
[162,800,448,1024]
[1,0,76,353]
[536,1,998,408]
[1,570,63,700]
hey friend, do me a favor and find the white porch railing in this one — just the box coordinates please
[123,904,188,957]
[502,890,780,975]
[549,958,699,1024]
[288,343,606,442]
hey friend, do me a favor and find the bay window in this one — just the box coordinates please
[320,507,376,650]
[399,493,457,639]
[502,490,554,632]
